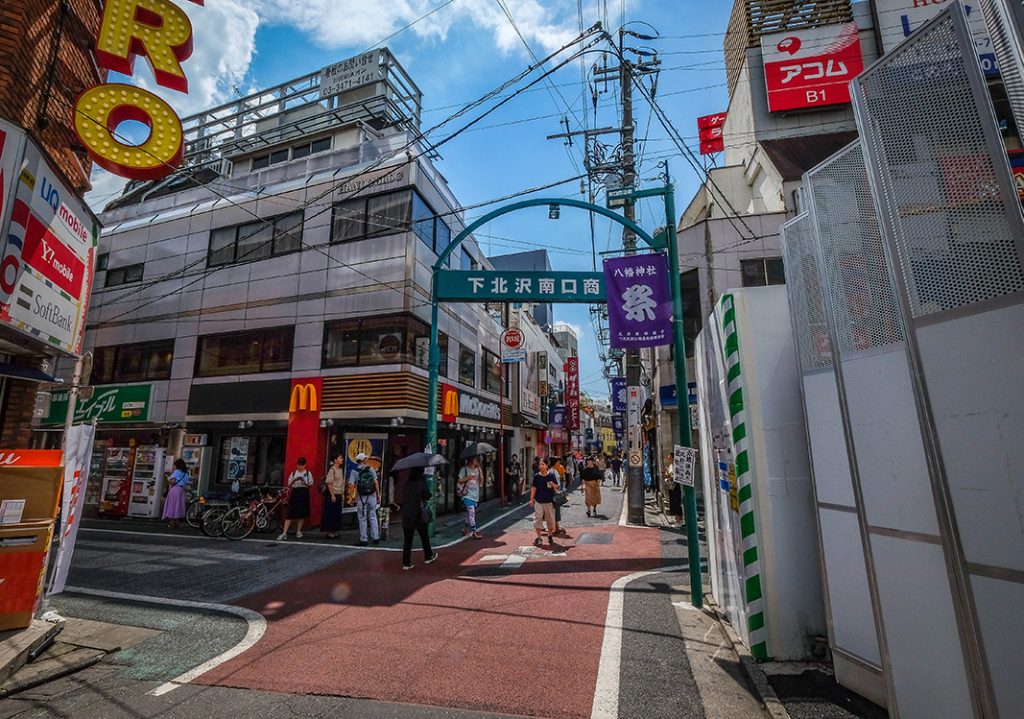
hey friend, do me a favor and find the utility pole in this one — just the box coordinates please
[617,29,646,525]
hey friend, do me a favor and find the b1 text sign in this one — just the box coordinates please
[762,23,864,112]
[437,270,605,303]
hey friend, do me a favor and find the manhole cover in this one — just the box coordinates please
[577,533,613,544]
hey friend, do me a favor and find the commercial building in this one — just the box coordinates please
[43,51,514,518]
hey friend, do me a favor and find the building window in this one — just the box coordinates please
[105,263,144,287]
[331,189,414,242]
[681,269,703,358]
[252,137,332,170]
[740,257,785,287]
[195,326,294,377]
[92,340,174,384]
[216,434,287,488]
[458,345,476,387]
[96,253,109,271]
[482,349,503,395]
[322,314,447,371]
[461,248,473,271]
[208,212,303,267]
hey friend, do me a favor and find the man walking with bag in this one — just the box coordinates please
[349,452,381,546]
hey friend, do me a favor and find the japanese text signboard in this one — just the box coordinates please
[674,445,697,487]
[0,121,97,356]
[42,384,151,426]
[603,254,673,349]
[320,50,382,98]
[697,112,727,155]
[437,270,605,303]
[611,377,627,415]
[564,356,580,431]
[874,0,999,77]
[500,328,526,363]
[761,23,864,112]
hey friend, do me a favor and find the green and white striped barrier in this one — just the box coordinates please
[720,293,768,660]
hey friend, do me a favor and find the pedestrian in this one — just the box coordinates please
[531,455,540,475]
[581,456,603,517]
[278,457,313,540]
[320,453,345,538]
[530,458,559,547]
[611,454,623,487]
[399,467,439,570]
[457,456,482,538]
[507,455,523,504]
[349,452,381,546]
[161,458,190,529]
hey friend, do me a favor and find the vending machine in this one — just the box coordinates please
[98,446,132,517]
[127,446,166,518]
[180,444,211,494]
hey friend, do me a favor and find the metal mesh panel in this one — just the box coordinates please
[806,141,905,353]
[781,214,833,372]
[853,8,1024,318]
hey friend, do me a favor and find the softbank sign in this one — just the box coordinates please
[75,0,206,181]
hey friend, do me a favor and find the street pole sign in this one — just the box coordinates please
[606,186,635,208]
[500,328,526,363]
[437,270,605,303]
[674,445,696,487]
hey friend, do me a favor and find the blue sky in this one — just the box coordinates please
[87,0,735,398]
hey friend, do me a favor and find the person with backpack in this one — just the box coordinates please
[399,467,439,570]
[457,456,482,539]
[348,452,380,546]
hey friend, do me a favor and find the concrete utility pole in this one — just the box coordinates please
[617,29,646,525]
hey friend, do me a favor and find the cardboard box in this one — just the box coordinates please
[0,465,63,524]
[0,521,54,632]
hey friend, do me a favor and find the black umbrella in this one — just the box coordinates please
[390,452,448,473]
[459,442,497,460]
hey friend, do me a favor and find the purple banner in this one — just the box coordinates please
[611,378,627,415]
[612,415,624,433]
[551,405,566,427]
[603,253,673,348]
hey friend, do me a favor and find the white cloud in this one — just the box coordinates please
[240,0,579,55]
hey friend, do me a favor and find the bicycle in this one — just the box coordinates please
[221,488,288,541]
[199,486,263,537]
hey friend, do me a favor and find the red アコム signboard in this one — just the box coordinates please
[761,22,864,112]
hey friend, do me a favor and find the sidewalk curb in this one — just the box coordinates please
[704,598,792,719]
[0,649,105,699]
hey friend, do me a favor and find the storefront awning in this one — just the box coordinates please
[0,362,63,383]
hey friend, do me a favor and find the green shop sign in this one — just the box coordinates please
[42,384,152,425]
[437,270,605,303]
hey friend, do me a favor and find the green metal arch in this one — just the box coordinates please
[433,197,660,271]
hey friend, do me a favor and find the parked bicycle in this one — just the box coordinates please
[200,486,264,537]
[186,489,235,529]
[220,488,288,541]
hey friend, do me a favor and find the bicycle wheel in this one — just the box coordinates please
[222,506,255,541]
[185,499,203,528]
[201,506,228,537]
[254,505,277,533]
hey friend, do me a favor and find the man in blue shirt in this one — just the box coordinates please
[530,458,559,547]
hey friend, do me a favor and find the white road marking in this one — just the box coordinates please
[64,585,266,697]
[591,564,688,719]
[500,554,528,569]
[480,554,511,562]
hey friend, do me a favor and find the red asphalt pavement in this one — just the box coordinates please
[199,522,665,718]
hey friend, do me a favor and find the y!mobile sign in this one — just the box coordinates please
[761,23,864,112]
[0,121,97,356]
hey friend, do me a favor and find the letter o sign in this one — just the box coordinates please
[74,83,184,180]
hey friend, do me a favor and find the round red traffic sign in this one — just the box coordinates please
[501,328,524,349]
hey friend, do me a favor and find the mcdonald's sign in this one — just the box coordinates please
[289,383,319,413]
[441,383,459,423]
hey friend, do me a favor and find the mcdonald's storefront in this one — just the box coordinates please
[182,373,511,519]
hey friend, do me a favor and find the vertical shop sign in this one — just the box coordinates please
[604,254,673,348]
[564,356,580,430]
[697,112,727,155]
[611,377,627,415]
[49,424,96,594]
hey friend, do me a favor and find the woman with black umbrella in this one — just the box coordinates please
[399,467,439,570]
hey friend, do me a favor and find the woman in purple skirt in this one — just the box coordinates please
[162,458,190,529]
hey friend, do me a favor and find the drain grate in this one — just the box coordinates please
[576,533,613,545]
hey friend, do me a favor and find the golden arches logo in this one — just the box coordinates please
[442,387,459,419]
[289,383,318,413]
